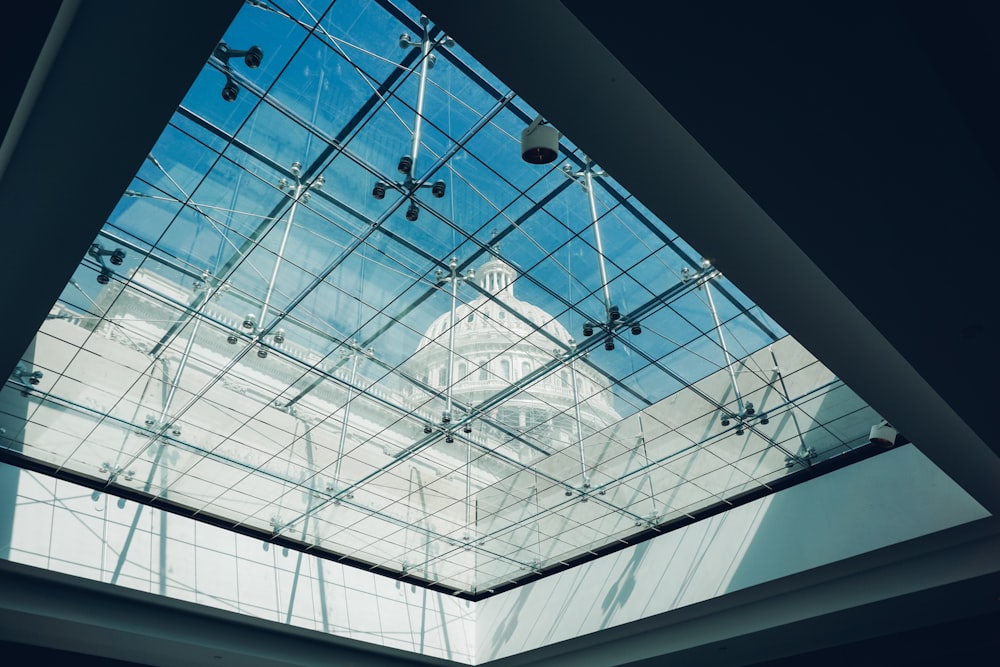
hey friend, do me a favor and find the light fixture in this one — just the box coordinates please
[869,420,897,448]
[521,115,560,164]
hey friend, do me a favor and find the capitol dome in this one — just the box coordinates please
[406,255,618,462]
[417,256,576,352]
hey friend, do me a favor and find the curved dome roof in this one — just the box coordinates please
[417,257,574,351]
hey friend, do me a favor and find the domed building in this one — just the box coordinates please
[405,254,620,466]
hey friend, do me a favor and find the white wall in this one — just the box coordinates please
[2,445,989,665]
[1,464,475,663]
[474,444,990,662]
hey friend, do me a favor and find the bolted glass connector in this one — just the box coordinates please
[222,79,238,102]
[372,181,387,199]
[604,337,615,351]
[582,323,594,337]
[405,202,419,221]
[608,304,621,321]
[631,322,642,335]
[398,155,413,175]
[244,45,263,68]
[273,329,285,344]
[431,179,446,198]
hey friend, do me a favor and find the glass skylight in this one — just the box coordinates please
[1,0,885,595]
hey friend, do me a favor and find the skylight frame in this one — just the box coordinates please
[0,0,888,597]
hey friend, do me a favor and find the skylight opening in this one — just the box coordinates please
[3,0,891,598]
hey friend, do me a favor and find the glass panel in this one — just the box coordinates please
[4,0,891,596]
